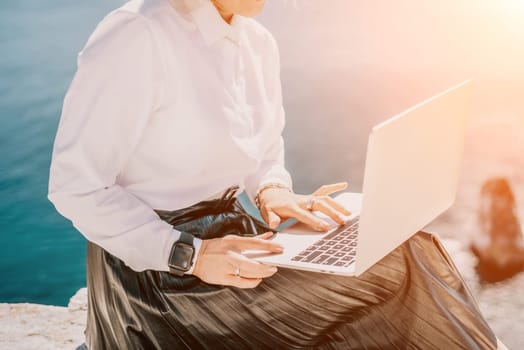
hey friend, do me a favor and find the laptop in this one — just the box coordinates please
[246,80,473,277]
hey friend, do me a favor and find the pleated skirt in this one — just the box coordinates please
[85,195,497,349]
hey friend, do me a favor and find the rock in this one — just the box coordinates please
[0,301,87,350]
[68,288,88,312]
[441,238,524,349]
[470,177,524,283]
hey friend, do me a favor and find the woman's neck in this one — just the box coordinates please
[211,1,234,24]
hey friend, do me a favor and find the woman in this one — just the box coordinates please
[48,0,500,348]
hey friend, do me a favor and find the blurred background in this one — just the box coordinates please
[0,0,523,345]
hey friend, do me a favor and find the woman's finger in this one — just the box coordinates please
[266,210,282,228]
[222,274,263,289]
[226,251,278,278]
[287,205,330,231]
[260,205,282,229]
[322,196,352,216]
[225,234,284,253]
[256,231,274,240]
[311,199,346,225]
[312,182,348,196]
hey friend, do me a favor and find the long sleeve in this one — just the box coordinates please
[48,10,200,273]
[244,132,293,204]
[244,34,293,204]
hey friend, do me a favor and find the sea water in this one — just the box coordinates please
[0,0,124,306]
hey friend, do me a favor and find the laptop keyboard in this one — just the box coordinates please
[290,217,360,267]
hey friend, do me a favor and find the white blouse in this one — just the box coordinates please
[47,0,292,273]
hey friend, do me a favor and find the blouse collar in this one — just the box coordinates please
[180,0,242,46]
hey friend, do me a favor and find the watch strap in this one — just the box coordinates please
[177,231,194,246]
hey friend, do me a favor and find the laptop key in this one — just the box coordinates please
[313,255,330,264]
[302,251,322,262]
[323,257,339,265]
[334,261,346,267]
[323,225,349,240]
[291,256,303,261]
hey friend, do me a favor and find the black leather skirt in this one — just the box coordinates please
[85,193,497,349]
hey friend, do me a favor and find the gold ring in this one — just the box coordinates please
[306,197,316,211]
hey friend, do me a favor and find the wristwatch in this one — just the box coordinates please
[168,232,195,276]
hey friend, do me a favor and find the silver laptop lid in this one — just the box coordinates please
[355,80,474,276]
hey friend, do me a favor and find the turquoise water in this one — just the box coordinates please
[0,0,123,306]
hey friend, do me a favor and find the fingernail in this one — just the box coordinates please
[269,267,278,273]
[274,245,284,252]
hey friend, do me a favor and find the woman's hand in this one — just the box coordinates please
[192,232,282,288]
[258,182,352,231]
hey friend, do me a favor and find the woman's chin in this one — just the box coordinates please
[240,0,266,17]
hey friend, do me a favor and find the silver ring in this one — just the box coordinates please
[306,197,316,211]
[235,267,241,277]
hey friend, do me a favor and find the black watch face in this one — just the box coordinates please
[169,243,194,271]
